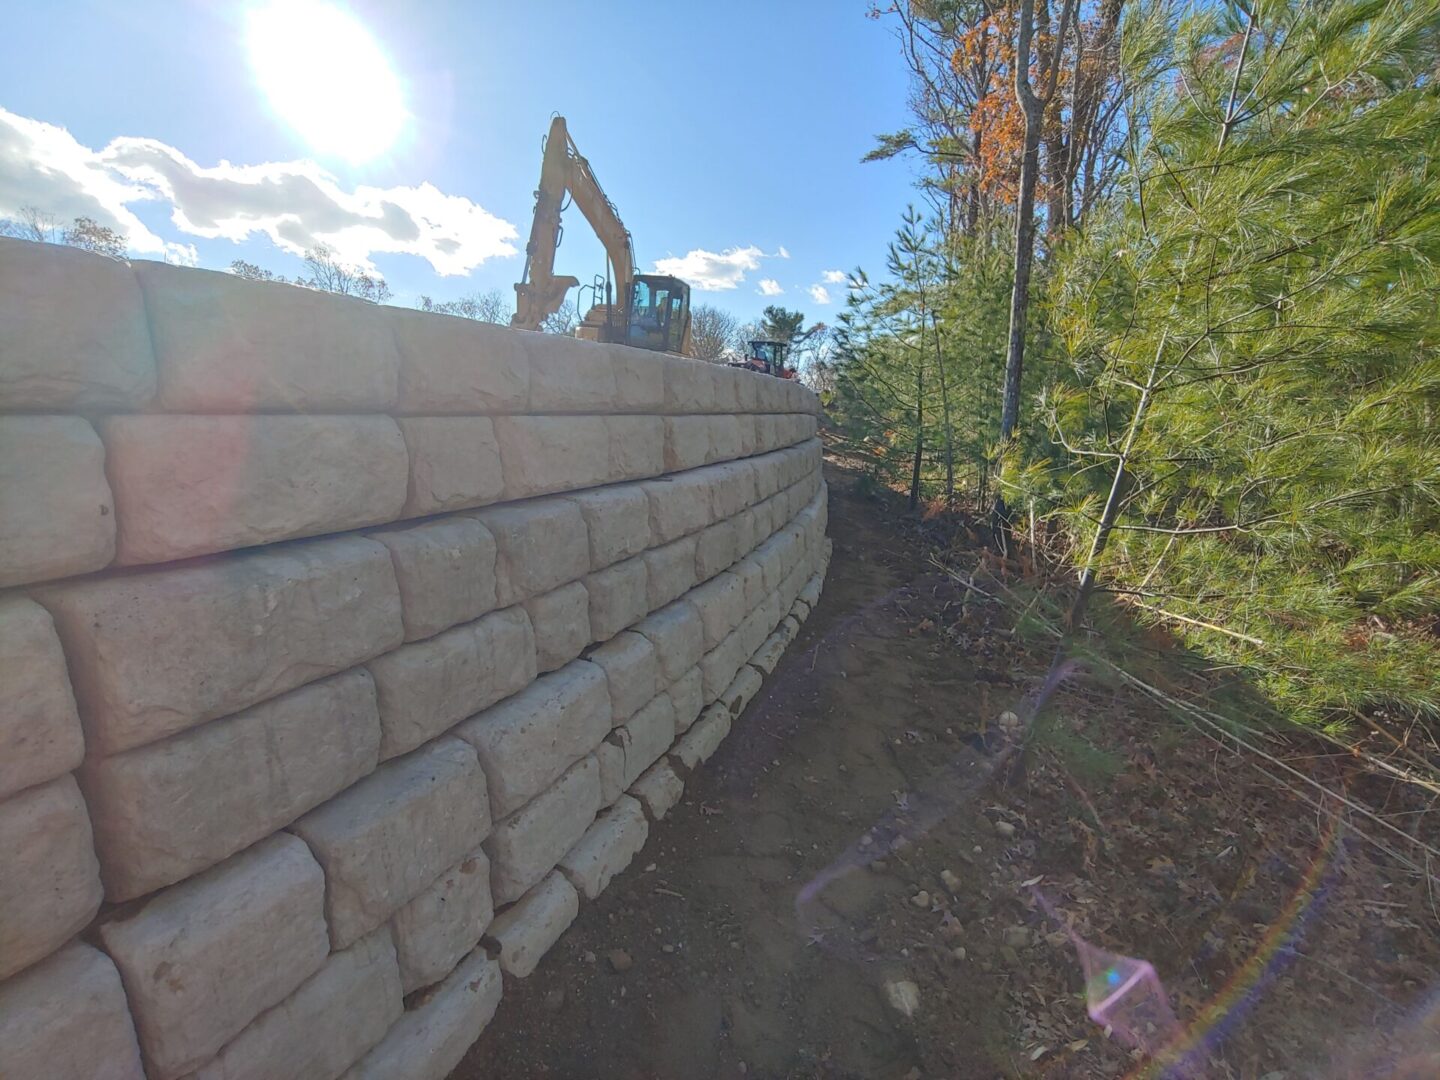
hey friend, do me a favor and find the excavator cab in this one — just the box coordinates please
[626,274,691,354]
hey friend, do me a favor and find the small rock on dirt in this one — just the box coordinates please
[910,890,930,908]
[608,949,633,972]
[883,979,921,1018]
[993,820,1016,839]
[940,869,961,892]
[1003,926,1032,949]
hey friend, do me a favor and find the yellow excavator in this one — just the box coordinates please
[511,116,692,355]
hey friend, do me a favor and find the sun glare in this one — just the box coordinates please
[245,1,405,162]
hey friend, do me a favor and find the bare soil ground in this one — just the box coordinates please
[454,461,1440,1080]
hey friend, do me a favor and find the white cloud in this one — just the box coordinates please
[652,245,768,291]
[777,246,790,259]
[808,284,832,305]
[758,278,784,297]
[0,107,518,275]
[821,269,847,284]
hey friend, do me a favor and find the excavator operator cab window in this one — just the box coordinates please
[627,275,690,354]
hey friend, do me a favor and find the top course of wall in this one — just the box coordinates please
[0,238,821,589]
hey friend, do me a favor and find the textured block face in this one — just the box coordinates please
[476,498,590,607]
[40,536,402,755]
[103,415,409,565]
[660,356,715,413]
[391,849,493,995]
[586,631,662,725]
[630,759,684,820]
[689,572,747,650]
[456,661,610,821]
[616,694,676,788]
[136,261,399,411]
[396,416,505,517]
[701,630,751,702]
[0,775,103,981]
[585,557,649,642]
[558,795,648,900]
[694,518,740,580]
[707,415,743,462]
[486,871,579,977]
[663,416,710,472]
[595,740,625,806]
[0,942,145,1080]
[492,415,613,500]
[96,833,330,1080]
[191,928,402,1080]
[367,607,535,761]
[390,307,529,413]
[526,338,661,413]
[82,669,382,902]
[524,581,591,674]
[291,738,491,950]
[710,461,757,519]
[719,666,764,718]
[668,666,704,734]
[0,415,115,588]
[368,517,498,643]
[561,485,650,570]
[671,704,732,771]
[342,948,501,1080]
[0,597,84,800]
[0,237,155,410]
[642,472,714,544]
[643,535,698,610]
[605,415,665,482]
[634,601,705,683]
[484,756,600,905]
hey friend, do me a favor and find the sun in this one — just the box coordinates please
[245,0,405,163]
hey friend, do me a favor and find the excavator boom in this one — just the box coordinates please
[512,116,635,332]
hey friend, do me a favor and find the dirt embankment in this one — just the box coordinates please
[457,461,1440,1080]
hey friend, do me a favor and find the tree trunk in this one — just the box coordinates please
[909,354,925,511]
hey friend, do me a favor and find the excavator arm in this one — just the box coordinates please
[511,116,636,331]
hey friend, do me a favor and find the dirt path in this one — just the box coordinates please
[456,462,1439,1079]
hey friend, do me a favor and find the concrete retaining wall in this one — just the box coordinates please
[0,237,831,1080]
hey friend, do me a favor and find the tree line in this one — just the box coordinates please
[827,0,1440,737]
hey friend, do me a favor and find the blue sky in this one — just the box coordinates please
[0,1,921,323]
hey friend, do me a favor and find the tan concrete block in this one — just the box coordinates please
[527,338,658,413]
[643,534,699,610]
[390,307,529,413]
[135,261,398,411]
[474,497,590,607]
[663,415,710,472]
[557,795,648,901]
[485,871,578,977]
[396,416,504,517]
[82,669,380,903]
[291,738,490,949]
[617,693,676,787]
[560,484,650,570]
[102,415,407,565]
[39,536,402,755]
[750,620,797,675]
[710,461,758,519]
[491,416,612,500]
[731,556,767,610]
[707,415,743,463]
[391,850,493,995]
[701,630,751,703]
[524,581,591,673]
[0,597,83,800]
[695,518,741,580]
[710,365,741,413]
[721,666,764,718]
[97,833,329,1080]
[605,415,665,482]
[641,471,714,544]
[0,237,154,409]
[736,413,759,455]
[660,355,715,413]
[0,775,102,981]
[596,740,625,806]
[629,759,684,820]
[456,660,609,820]
[671,704,732,771]
[800,570,824,608]
[192,928,402,1080]
[367,517,498,642]
[0,416,114,588]
[734,367,761,413]
[341,948,501,1080]
[668,666,704,734]
[484,756,600,905]
[688,572,747,650]
[367,607,535,761]
[586,631,662,725]
[0,942,145,1080]
[585,556,649,641]
[634,601,705,683]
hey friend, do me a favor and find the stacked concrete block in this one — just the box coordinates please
[0,239,828,1080]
